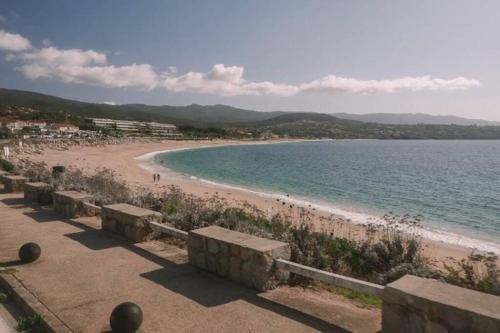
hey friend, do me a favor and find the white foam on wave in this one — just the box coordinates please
[136,143,500,255]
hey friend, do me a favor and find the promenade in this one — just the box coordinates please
[0,191,380,333]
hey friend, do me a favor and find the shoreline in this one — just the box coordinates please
[15,139,499,265]
[137,142,500,256]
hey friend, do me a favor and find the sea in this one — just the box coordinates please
[153,140,500,254]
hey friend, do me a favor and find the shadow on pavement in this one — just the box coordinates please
[0,197,26,208]
[12,200,350,333]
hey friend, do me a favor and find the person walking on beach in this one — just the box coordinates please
[157,173,161,182]
[153,174,157,183]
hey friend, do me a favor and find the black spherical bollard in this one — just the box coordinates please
[18,243,41,263]
[110,302,143,333]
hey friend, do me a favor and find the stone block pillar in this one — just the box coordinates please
[188,226,291,291]
[2,175,27,193]
[24,182,53,204]
[382,275,500,333]
[101,203,162,242]
[53,191,94,218]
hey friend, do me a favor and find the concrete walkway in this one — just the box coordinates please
[0,192,380,333]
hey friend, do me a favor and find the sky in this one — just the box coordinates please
[0,1,499,120]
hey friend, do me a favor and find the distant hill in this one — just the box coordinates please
[2,87,500,139]
[242,113,500,140]
[333,112,500,126]
[0,88,284,126]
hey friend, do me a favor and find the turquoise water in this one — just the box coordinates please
[155,140,500,249]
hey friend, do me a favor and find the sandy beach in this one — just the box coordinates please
[15,139,492,266]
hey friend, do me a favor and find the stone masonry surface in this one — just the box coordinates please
[188,226,291,291]
[24,182,52,205]
[53,190,94,218]
[382,275,500,333]
[2,175,27,193]
[101,203,162,242]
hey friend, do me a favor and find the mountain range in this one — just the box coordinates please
[1,88,499,126]
[2,88,500,139]
[332,113,500,126]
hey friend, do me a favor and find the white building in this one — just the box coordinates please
[3,121,47,133]
[49,123,80,133]
[143,122,178,135]
[87,118,179,136]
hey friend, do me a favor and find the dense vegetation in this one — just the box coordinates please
[177,125,230,138]
[0,88,280,126]
[241,113,500,139]
[332,112,500,126]
[14,159,500,295]
[3,88,500,139]
[0,158,14,172]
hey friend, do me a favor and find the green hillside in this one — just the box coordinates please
[241,113,500,139]
[0,88,283,126]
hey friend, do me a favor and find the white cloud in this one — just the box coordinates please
[16,46,157,89]
[160,65,478,96]
[0,29,481,96]
[103,101,116,105]
[160,64,298,96]
[0,30,31,52]
[299,75,481,94]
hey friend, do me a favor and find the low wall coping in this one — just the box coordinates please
[25,182,51,188]
[102,203,161,218]
[3,175,27,181]
[385,275,500,320]
[190,226,288,252]
[53,190,92,200]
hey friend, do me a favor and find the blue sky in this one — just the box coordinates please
[0,1,499,120]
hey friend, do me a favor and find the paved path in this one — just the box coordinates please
[0,192,380,333]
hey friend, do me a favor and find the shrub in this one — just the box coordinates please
[17,314,44,332]
[16,159,51,182]
[443,252,499,295]
[56,167,131,206]
[0,158,14,172]
[0,288,7,302]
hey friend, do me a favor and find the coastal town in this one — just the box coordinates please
[1,116,181,140]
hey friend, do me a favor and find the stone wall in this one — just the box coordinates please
[2,175,27,193]
[53,191,94,218]
[188,226,291,291]
[101,203,161,242]
[24,182,53,205]
[382,275,500,333]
